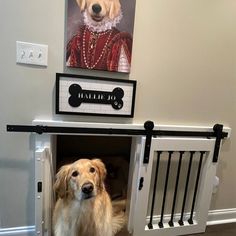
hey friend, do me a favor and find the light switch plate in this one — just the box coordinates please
[16,41,48,66]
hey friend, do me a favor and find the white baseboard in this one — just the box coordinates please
[0,226,35,236]
[207,208,236,225]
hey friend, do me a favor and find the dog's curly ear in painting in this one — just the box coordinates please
[66,0,133,73]
[76,0,86,11]
[53,159,126,236]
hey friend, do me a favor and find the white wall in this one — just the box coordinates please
[0,0,236,228]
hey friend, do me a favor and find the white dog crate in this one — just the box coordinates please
[7,120,230,236]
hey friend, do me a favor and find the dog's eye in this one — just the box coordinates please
[90,167,95,173]
[71,171,79,177]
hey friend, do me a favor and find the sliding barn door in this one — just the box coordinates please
[132,137,217,236]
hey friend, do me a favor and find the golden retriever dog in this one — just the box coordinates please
[66,0,132,72]
[53,159,125,236]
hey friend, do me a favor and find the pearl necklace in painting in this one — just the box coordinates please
[82,27,113,70]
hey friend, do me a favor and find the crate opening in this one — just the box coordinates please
[46,135,133,236]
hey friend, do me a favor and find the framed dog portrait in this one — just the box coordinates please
[56,73,136,117]
[66,0,136,73]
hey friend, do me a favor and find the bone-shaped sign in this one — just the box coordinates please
[68,84,124,110]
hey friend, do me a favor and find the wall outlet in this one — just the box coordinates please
[212,176,219,194]
[16,41,48,66]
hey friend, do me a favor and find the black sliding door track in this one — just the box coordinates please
[6,121,228,163]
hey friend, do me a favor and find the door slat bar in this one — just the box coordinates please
[169,151,184,227]
[188,151,205,224]
[179,151,195,226]
[148,151,162,229]
[158,151,173,228]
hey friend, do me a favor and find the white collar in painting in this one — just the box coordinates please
[82,10,123,33]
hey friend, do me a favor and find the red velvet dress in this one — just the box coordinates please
[66,26,132,72]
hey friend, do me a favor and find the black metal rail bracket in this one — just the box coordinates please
[143,121,154,164]
[212,124,224,163]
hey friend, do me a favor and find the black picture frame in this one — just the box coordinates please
[55,73,136,117]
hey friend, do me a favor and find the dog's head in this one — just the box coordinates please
[76,0,121,21]
[54,159,107,201]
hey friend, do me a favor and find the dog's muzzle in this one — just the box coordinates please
[91,4,104,22]
[81,182,94,199]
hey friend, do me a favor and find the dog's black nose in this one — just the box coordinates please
[82,183,94,194]
[92,4,102,14]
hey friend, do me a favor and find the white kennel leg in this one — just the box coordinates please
[35,135,54,236]
[35,148,45,236]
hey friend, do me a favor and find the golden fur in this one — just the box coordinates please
[53,159,125,236]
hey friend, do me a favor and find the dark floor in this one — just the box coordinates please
[191,223,236,236]
[117,223,236,236]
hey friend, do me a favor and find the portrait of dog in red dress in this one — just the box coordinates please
[66,0,136,73]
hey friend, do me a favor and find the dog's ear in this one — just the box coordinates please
[92,159,107,186]
[54,164,71,199]
[109,0,121,19]
[76,0,86,11]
